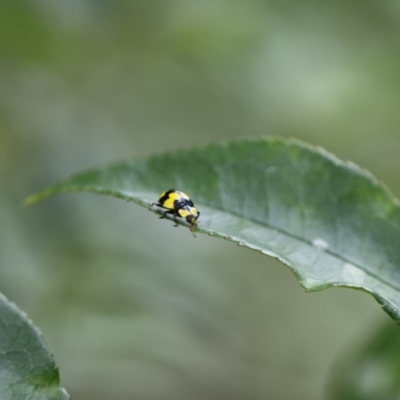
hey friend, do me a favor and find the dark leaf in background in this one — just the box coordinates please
[0,292,69,400]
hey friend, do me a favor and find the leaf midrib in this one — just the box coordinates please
[204,203,400,294]
[31,183,400,294]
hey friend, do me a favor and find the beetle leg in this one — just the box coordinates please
[159,209,176,220]
[159,210,169,219]
[172,213,180,227]
[149,202,162,211]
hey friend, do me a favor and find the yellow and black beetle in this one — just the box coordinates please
[151,189,200,230]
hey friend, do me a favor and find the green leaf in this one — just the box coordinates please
[328,322,400,400]
[24,137,400,323]
[0,292,69,400]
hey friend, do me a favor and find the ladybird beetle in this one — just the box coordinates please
[151,189,200,230]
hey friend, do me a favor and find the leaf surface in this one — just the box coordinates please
[24,138,400,322]
[0,292,69,400]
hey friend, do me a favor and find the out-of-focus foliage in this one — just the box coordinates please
[1,1,400,399]
[329,322,400,400]
[0,292,69,400]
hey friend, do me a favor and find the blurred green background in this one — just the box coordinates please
[1,1,399,399]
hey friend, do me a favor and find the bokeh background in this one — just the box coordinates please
[1,1,399,399]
